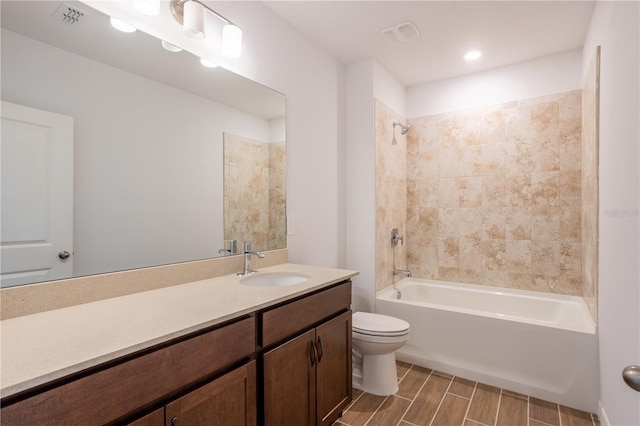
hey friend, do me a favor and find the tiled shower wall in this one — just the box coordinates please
[374,99,408,291]
[375,90,590,298]
[404,91,583,295]
[223,133,286,252]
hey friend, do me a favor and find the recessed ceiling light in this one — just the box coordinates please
[464,50,482,61]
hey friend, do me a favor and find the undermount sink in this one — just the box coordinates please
[240,272,310,287]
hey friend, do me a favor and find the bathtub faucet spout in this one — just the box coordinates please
[393,268,412,277]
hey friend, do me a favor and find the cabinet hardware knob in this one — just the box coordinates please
[171,416,179,426]
[316,336,323,362]
[310,340,317,366]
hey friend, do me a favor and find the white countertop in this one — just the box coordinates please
[0,263,358,399]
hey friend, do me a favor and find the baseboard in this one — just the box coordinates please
[598,401,611,426]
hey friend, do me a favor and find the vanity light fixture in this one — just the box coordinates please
[170,0,242,58]
[464,50,482,61]
[182,0,205,39]
[110,17,137,33]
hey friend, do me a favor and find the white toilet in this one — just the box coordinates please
[352,311,410,396]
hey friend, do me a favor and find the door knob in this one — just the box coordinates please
[58,250,71,260]
[622,365,640,392]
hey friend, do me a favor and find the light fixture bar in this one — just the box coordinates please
[171,0,238,28]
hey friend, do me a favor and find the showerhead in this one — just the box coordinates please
[393,121,411,135]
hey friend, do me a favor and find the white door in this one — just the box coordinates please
[1,101,73,287]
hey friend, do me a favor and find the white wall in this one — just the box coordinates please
[86,1,342,268]
[582,2,640,425]
[345,60,376,312]
[373,62,407,117]
[1,29,271,277]
[344,59,407,312]
[407,49,583,117]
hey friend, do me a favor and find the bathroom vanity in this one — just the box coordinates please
[0,264,356,425]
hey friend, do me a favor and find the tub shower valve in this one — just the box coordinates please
[391,228,404,246]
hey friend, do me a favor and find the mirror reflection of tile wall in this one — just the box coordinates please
[224,133,285,252]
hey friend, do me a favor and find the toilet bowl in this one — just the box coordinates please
[352,311,410,396]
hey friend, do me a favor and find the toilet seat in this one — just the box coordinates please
[352,312,410,337]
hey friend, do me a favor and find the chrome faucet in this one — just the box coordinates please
[218,239,238,256]
[238,241,265,276]
[393,268,412,277]
[391,228,404,246]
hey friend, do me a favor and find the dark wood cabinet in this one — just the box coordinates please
[166,361,257,426]
[1,317,255,426]
[126,362,257,426]
[128,408,165,426]
[315,311,352,426]
[262,283,352,426]
[264,330,317,425]
[1,280,352,426]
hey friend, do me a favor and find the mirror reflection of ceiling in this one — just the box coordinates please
[1,0,284,120]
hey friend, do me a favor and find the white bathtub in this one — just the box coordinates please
[376,278,599,412]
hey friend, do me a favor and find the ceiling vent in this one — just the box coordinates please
[53,2,88,25]
[381,21,420,43]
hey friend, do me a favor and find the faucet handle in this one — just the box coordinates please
[391,228,404,246]
[243,240,252,252]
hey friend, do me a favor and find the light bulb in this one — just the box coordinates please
[183,1,205,39]
[222,24,242,58]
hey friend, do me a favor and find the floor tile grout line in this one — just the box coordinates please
[395,386,422,426]
[397,368,432,425]
[558,403,563,426]
[427,372,455,426]
[494,388,504,426]
[399,368,433,426]
[462,380,479,425]
[362,395,389,426]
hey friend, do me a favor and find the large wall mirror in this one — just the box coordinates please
[0,1,286,287]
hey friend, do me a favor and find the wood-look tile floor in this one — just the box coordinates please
[334,361,600,426]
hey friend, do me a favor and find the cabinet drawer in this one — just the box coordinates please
[1,317,255,425]
[262,281,351,347]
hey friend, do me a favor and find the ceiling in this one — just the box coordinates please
[264,1,596,87]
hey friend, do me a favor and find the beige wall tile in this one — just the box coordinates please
[374,99,408,291]
[393,90,595,303]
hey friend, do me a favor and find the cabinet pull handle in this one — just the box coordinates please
[310,340,317,366]
[171,416,179,426]
[316,336,323,362]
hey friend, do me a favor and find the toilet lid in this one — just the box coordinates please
[352,312,410,336]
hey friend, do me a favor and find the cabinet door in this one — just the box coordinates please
[263,329,316,426]
[315,311,352,426]
[165,361,256,426]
